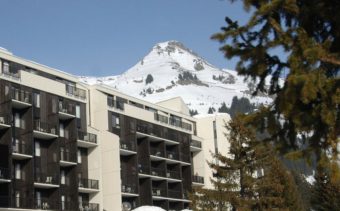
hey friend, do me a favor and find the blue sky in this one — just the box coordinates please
[0,0,249,76]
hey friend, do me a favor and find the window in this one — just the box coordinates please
[59,123,65,137]
[15,163,21,179]
[76,105,81,118]
[112,114,120,128]
[36,191,41,208]
[61,195,65,210]
[15,192,20,207]
[14,113,20,128]
[33,93,40,108]
[77,149,82,163]
[61,170,65,185]
[3,62,9,73]
[35,141,40,156]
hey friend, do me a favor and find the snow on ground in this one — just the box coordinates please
[132,206,191,211]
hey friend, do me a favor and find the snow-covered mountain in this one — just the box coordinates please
[80,40,273,114]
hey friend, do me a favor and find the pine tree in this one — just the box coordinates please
[191,116,303,210]
[208,107,215,114]
[212,0,339,158]
[218,102,229,113]
[311,155,340,211]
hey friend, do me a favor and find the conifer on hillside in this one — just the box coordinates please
[191,116,303,210]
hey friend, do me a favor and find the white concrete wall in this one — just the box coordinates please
[90,88,122,211]
[195,113,230,189]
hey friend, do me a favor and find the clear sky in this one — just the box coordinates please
[0,0,249,76]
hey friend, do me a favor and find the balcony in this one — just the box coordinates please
[0,196,31,209]
[152,187,167,198]
[166,151,179,162]
[58,101,76,120]
[166,170,181,181]
[78,178,99,193]
[34,173,59,188]
[79,202,99,211]
[66,84,86,100]
[180,153,191,165]
[190,139,202,152]
[150,167,166,178]
[168,190,182,199]
[34,197,58,210]
[0,113,11,130]
[0,167,10,183]
[33,120,58,140]
[12,142,32,160]
[192,175,204,185]
[150,148,164,158]
[120,141,136,156]
[60,151,77,167]
[121,183,138,196]
[77,131,97,148]
[10,88,32,109]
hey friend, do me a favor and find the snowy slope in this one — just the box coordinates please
[80,41,273,114]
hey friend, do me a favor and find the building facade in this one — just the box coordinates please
[0,48,230,211]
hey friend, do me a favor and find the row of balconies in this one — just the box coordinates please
[138,165,181,181]
[0,168,99,192]
[0,195,99,211]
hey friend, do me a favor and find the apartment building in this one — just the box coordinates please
[0,48,229,211]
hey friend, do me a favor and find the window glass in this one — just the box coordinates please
[35,141,40,156]
[15,163,21,179]
[76,105,80,118]
[77,149,82,163]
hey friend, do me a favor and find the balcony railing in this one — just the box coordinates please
[34,197,58,210]
[120,141,136,152]
[66,84,86,100]
[0,196,30,209]
[35,173,58,185]
[60,151,76,163]
[12,142,31,155]
[79,202,99,211]
[11,88,31,104]
[11,196,30,209]
[193,175,204,184]
[58,101,75,116]
[150,167,166,178]
[152,188,166,197]
[150,148,164,157]
[168,190,181,199]
[33,120,57,135]
[0,167,10,180]
[0,113,11,126]
[180,153,190,163]
[138,164,150,174]
[77,131,97,144]
[190,139,202,148]
[166,151,179,160]
[121,183,138,194]
[79,178,99,190]
[166,170,180,180]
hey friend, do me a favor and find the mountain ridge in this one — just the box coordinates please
[80,40,273,114]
